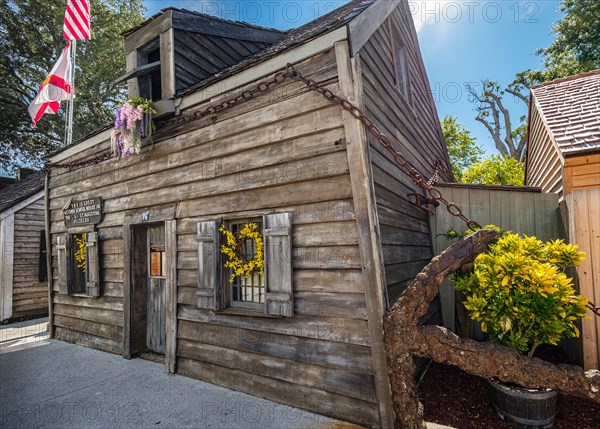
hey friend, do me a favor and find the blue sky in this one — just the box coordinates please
[413,1,562,155]
[143,0,564,156]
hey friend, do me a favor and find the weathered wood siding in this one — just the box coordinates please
[430,184,564,332]
[525,104,564,194]
[12,197,47,318]
[48,50,379,426]
[357,3,451,307]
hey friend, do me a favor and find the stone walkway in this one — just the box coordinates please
[0,318,455,429]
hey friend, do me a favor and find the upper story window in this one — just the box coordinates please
[393,40,412,106]
[115,37,166,102]
[138,39,162,102]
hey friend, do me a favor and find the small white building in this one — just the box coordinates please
[0,171,48,322]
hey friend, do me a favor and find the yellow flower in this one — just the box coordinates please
[74,233,87,273]
[219,223,264,284]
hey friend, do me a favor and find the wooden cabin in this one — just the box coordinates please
[1,171,48,322]
[45,1,451,426]
[526,69,600,370]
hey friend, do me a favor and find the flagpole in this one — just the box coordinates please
[63,43,72,144]
[64,40,76,147]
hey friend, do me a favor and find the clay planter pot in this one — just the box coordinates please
[488,379,557,429]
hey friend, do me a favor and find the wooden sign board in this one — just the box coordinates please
[64,197,103,227]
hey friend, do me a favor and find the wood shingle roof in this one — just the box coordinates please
[531,69,600,155]
[0,171,44,214]
[180,0,375,96]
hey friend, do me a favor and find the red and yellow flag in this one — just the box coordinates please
[28,43,72,126]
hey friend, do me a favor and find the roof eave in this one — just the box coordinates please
[177,25,349,111]
[563,147,600,158]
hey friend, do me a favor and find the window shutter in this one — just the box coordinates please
[196,220,221,310]
[86,232,100,297]
[264,213,293,317]
[39,230,48,283]
[56,234,71,295]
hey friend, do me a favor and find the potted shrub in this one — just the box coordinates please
[453,232,588,428]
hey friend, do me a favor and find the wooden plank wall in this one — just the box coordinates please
[564,153,600,194]
[357,4,452,307]
[431,185,564,247]
[48,49,379,426]
[526,105,564,194]
[12,197,48,318]
[566,183,600,370]
[430,184,564,332]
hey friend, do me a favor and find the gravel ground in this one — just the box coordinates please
[418,361,600,429]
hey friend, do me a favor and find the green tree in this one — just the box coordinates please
[462,155,525,186]
[0,0,145,172]
[522,0,600,85]
[441,115,484,182]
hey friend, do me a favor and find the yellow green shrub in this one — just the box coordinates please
[455,233,587,357]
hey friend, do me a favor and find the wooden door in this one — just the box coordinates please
[147,225,166,354]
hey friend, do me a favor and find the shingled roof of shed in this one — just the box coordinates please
[179,0,375,96]
[0,171,44,214]
[531,69,600,156]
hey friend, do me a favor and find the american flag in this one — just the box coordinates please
[63,0,91,40]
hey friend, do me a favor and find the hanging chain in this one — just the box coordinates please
[45,62,480,230]
[427,162,441,187]
[587,302,600,318]
[43,151,113,173]
[157,63,479,229]
[157,72,290,128]
[42,63,600,315]
[281,64,481,230]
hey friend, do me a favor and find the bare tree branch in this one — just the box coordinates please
[515,131,528,162]
[415,326,600,402]
[467,81,529,160]
[384,229,600,427]
[506,88,529,105]
[475,116,509,157]
[484,90,516,157]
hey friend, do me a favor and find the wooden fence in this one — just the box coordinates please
[429,184,564,334]
[564,188,600,369]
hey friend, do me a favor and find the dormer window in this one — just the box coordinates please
[115,36,169,102]
[117,9,284,105]
[138,39,162,101]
